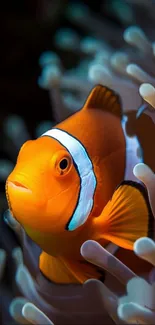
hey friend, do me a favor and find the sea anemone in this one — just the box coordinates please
[81,163,155,324]
[118,238,155,324]
[4,162,155,325]
[38,23,155,122]
[1,1,155,324]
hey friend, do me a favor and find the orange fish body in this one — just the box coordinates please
[6,85,154,284]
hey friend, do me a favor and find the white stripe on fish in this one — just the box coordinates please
[41,128,97,231]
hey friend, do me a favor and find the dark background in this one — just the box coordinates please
[0,0,123,133]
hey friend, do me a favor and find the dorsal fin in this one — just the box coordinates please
[83,84,122,118]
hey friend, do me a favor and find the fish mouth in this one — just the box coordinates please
[7,180,32,192]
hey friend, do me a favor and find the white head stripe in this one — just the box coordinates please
[41,128,97,231]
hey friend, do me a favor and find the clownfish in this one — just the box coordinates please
[6,85,154,284]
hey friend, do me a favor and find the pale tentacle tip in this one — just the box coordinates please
[88,64,112,84]
[110,52,129,74]
[134,237,155,257]
[39,51,60,67]
[118,302,155,324]
[80,37,103,54]
[117,302,137,322]
[139,83,155,109]
[124,26,150,50]
[133,162,153,180]
[22,303,54,325]
[9,297,29,324]
[80,239,99,259]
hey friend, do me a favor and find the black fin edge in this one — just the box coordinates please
[115,180,154,239]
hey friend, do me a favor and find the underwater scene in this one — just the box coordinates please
[1,0,155,324]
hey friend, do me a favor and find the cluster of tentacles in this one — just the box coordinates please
[0,163,155,324]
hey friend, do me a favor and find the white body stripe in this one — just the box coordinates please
[41,128,97,231]
[122,116,143,181]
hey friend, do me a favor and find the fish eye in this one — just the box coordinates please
[59,158,69,170]
[57,155,72,175]
[51,150,73,177]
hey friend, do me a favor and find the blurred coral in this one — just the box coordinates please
[38,23,155,121]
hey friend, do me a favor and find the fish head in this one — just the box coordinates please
[6,135,82,247]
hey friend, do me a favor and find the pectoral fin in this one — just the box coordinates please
[94,181,154,250]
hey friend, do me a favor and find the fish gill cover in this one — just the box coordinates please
[0,0,155,324]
